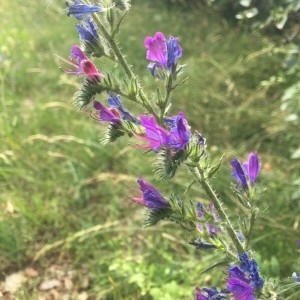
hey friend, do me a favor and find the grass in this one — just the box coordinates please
[1,0,299,299]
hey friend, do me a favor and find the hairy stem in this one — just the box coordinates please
[191,165,244,255]
[93,15,159,119]
[245,208,257,250]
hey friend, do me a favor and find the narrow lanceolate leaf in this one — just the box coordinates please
[206,154,225,179]
[200,260,229,274]
[143,208,172,227]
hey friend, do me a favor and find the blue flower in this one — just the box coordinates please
[107,93,140,124]
[238,252,264,289]
[66,0,102,20]
[76,16,99,41]
[195,287,229,300]
[167,112,191,150]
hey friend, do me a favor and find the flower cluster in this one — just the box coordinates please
[196,253,264,300]
[227,253,264,299]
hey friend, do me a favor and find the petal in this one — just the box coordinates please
[231,159,248,189]
[144,32,167,67]
[247,152,260,185]
[227,278,256,300]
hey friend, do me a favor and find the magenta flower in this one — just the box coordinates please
[139,115,170,152]
[144,32,182,77]
[138,112,191,152]
[62,45,103,82]
[132,177,170,209]
[231,152,261,190]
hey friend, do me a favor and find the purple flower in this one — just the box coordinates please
[66,0,102,20]
[76,16,99,41]
[168,112,191,150]
[227,277,255,300]
[231,152,261,190]
[139,115,170,152]
[62,45,102,82]
[138,113,191,152]
[93,100,121,124]
[144,32,182,77]
[132,177,170,209]
[227,253,263,300]
[243,152,261,185]
[107,93,140,124]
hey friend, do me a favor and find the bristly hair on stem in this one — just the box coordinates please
[154,148,189,180]
[73,79,106,108]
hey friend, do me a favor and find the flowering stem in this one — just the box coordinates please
[190,164,244,255]
[92,15,159,119]
[159,74,173,121]
[245,208,257,250]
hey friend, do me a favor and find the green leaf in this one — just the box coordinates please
[200,260,229,275]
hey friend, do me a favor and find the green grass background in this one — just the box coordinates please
[1,0,299,299]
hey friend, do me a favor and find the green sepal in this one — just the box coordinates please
[81,39,107,58]
[73,79,105,109]
[166,195,197,230]
[100,123,125,145]
[143,208,172,227]
[126,77,139,101]
[187,136,206,164]
[231,184,252,208]
[154,148,189,180]
[103,72,122,93]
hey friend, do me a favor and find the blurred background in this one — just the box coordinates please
[1,0,300,299]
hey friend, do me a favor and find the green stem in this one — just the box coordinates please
[159,74,173,121]
[191,165,244,255]
[93,15,159,119]
[245,208,256,250]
